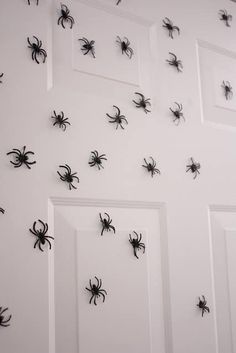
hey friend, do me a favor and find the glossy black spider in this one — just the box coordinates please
[51,110,71,131]
[186,157,200,179]
[7,146,36,169]
[116,36,133,59]
[99,212,116,236]
[86,277,107,305]
[219,9,232,27]
[106,105,128,130]
[133,92,151,114]
[89,150,107,170]
[0,73,3,83]
[222,81,233,100]
[129,231,145,259]
[142,157,160,177]
[170,102,185,124]
[162,17,180,38]
[79,37,95,58]
[58,4,74,29]
[0,307,11,327]
[0,208,5,214]
[27,36,47,64]
[166,52,183,72]
[27,0,39,5]
[29,219,54,252]
[57,164,79,190]
[197,295,210,317]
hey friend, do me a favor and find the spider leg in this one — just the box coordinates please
[93,295,97,306]
[110,225,116,234]
[57,16,62,26]
[34,239,40,249]
[2,314,11,324]
[0,308,8,316]
[38,241,44,252]
[61,19,66,29]
[100,292,106,302]
[45,238,52,249]
[134,248,139,259]
[89,294,94,304]
[101,226,105,236]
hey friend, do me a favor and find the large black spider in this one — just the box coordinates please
[7,146,36,169]
[186,157,200,179]
[197,295,210,317]
[27,36,47,64]
[219,9,232,27]
[142,157,160,177]
[162,17,180,38]
[0,208,5,214]
[169,102,185,125]
[29,219,54,252]
[99,212,116,236]
[57,4,74,29]
[86,277,107,306]
[57,164,79,190]
[27,0,39,5]
[89,150,107,170]
[106,105,128,130]
[0,73,3,83]
[166,52,183,72]
[129,231,145,259]
[222,81,233,100]
[116,36,133,59]
[0,307,11,327]
[51,110,71,131]
[133,92,151,114]
[79,37,95,58]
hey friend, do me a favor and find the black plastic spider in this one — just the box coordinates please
[57,164,79,190]
[169,102,185,125]
[166,52,183,72]
[89,150,107,170]
[106,105,128,130]
[99,212,116,236]
[0,307,11,327]
[162,17,180,38]
[86,277,107,306]
[29,219,54,252]
[27,0,39,5]
[222,81,233,100]
[219,9,232,27]
[142,157,160,177]
[27,36,47,64]
[57,4,74,29]
[133,92,151,114]
[0,208,5,214]
[7,146,36,169]
[197,295,210,317]
[186,157,200,179]
[79,37,95,58]
[116,36,133,59]
[0,73,3,83]
[129,231,145,259]
[51,110,71,131]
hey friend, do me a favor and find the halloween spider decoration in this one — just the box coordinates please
[89,150,107,170]
[57,3,74,29]
[0,208,5,214]
[7,146,36,169]
[186,157,200,179]
[106,105,128,130]
[142,157,160,177]
[99,212,116,236]
[133,92,151,114]
[162,17,180,38]
[27,0,39,4]
[57,164,79,190]
[222,81,233,100]
[79,37,95,58]
[51,110,71,131]
[0,307,11,327]
[29,219,54,252]
[197,295,210,317]
[116,36,133,59]
[219,9,232,27]
[86,277,107,305]
[0,73,3,83]
[27,36,47,64]
[129,231,145,259]
[166,52,183,72]
[169,102,185,124]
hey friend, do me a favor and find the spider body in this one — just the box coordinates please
[162,17,180,38]
[106,105,128,129]
[99,212,116,236]
[142,157,160,177]
[52,110,71,131]
[129,231,145,259]
[79,37,95,58]
[0,307,11,327]
[197,295,210,317]
[186,158,200,179]
[133,92,151,114]
[89,150,107,170]
[0,208,5,214]
[57,164,79,190]
[86,277,107,305]
[222,81,233,100]
[166,52,183,72]
[58,4,74,29]
[219,9,232,27]
[27,36,47,64]
[170,102,185,124]
[29,219,54,252]
[27,0,39,5]
[0,73,3,83]
[7,146,36,169]
[116,36,133,59]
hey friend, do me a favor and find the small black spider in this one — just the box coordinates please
[219,9,232,27]
[27,0,39,5]
[99,212,116,236]
[79,37,95,58]
[116,0,121,4]
[7,146,36,169]
[116,36,133,59]
[162,17,180,38]
[129,231,145,259]
[186,157,200,179]
[0,73,3,83]
[142,157,160,177]
[0,307,11,327]
[89,150,107,170]
[0,208,5,214]
[106,105,128,130]
[222,81,233,100]
[57,4,74,29]
[29,219,54,252]
[197,295,210,317]
[86,277,107,305]
[27,36,47,64]
[51,110,71,131]
[57,164,79,190]
[169,102,185,125]
[166,52,183,72]
[133,92,151,114]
